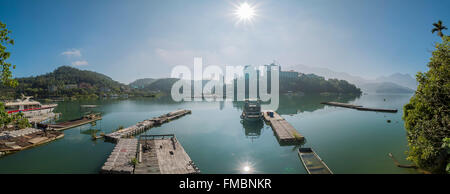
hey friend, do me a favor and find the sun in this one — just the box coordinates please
[234,2,256,22]
[243,166,251,172]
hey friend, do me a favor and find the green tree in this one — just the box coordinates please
[0,103,13,129]
[0,21,18,87]
[403,35,450,173]
[441,137,450,173]
[432,20,448,38]
[0,21,30,130]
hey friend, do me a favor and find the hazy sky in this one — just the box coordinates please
[1,0,449,83]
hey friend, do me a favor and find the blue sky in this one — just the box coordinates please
[1,0,449,83]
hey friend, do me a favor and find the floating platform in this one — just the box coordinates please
[104,109,191,143]
[321,102,363,109]
[321,102,398,113]
[298,148,333,174]
[100,135,199,174]
[47,114,102,131]
[263,111,304,145]
[100,138,138,174]
[0,128,64,156]
[134,134,199,174]
[354,107,398,113]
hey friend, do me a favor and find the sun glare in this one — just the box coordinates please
[234,2,256,22]
[243,166,251,172]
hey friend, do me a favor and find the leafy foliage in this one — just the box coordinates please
[0,102,30,130]
[0,21,18,88]
[432,20,448,38]
[403,36,450,173]
[442,137,450,173]
[0,21,30,131]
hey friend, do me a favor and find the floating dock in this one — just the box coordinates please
[47,113,102,131]
[0,128,64,156]
[100,135,199,174]
[134,134,200,174]
[298,148,333,174]
[100,138,138,174]
[263,111,304,145]
[100,110,197,174]
[104,109,191,143]
[321,102,363,109]
[321,102,398,113]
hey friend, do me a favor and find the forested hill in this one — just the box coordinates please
[0,66,130,99]
[131,73,362,95]
[129,78,156,89]
[279,74,362,94]
[0,66,361,100]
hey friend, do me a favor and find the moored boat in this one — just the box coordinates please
[3,96,57,117]
[298,148,333,174]
[240,99,263,121]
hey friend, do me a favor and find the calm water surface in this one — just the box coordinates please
[0,93,418,174]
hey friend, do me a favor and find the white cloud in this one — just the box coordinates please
[61,49,81,57]
[71,60,89,66]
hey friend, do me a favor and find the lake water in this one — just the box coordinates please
[0,93,419,174]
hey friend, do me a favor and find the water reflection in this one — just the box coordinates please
[231,94,360,115]
[240,120,264,142]
[54,93,360,121]
[277,94,360,115]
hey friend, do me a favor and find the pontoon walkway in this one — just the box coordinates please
[321,102,398,113]
[104,110,191,143]
[263,111,304,145]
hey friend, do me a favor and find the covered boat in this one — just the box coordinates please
[240,99,262,121]
[3,96,57,117]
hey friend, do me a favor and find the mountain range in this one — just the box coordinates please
[283,64,418,93]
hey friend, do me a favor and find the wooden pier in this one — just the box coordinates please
[100,138,138,174]
[100,110,197,174]
[47,113,102,131]
[263,111,304,145]
[100,135,199,174]
[104,109,191,143]
[134,134,200,174]
[321,102,398,113]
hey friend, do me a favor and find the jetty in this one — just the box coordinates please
[321,102,398,113]
[298,148,333,174]
[263,111,304,145]
[100,110,197,174]
[47,113,102,131]
[101,135,199,174]
[0,128,64,156]
[134,134,200,174]
[104,109,191,143]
